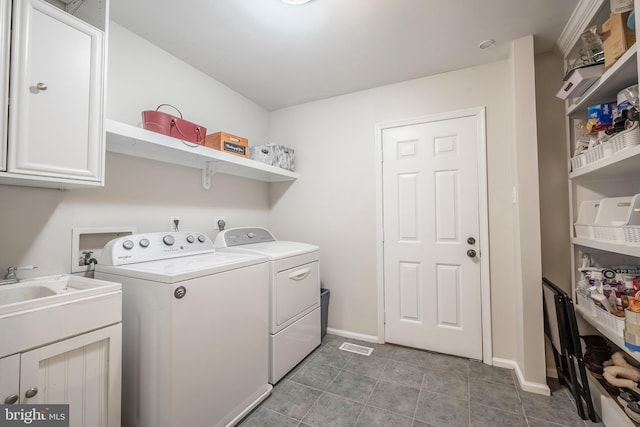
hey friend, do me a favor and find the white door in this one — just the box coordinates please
[382,113,483,360]
[8,0,104,182]
[0,354,20,405]
[20,325,122,427]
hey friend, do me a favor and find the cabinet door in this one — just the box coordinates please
[20,324,122,427]
[8,0,104,183]
[0,0,10,172]
[0,354,20,405]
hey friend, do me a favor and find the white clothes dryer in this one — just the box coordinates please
[214,227,321,383]
[95,231,271,427]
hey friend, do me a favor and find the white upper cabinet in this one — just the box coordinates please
[1,0,106,189]
[0,0,10,172]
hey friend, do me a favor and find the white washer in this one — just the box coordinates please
[95,231,271,427]
[214,227,321,383]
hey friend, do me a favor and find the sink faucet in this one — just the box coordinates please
[1,265,38,285]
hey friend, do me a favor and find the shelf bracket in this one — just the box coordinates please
[202,161,220,190]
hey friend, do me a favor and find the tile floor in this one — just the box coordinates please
[239,334,606,427]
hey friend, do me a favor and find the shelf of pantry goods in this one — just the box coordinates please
[566,44,637,117]
[105,119,299,184]
[569,142,640,179]
[575,303,640,364]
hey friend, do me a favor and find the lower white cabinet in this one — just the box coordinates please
[0,324,122,427]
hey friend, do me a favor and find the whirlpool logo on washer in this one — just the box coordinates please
[0,405,69,426]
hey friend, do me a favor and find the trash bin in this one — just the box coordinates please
[320,288,330,339]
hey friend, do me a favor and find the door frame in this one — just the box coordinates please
[374,107,492,363]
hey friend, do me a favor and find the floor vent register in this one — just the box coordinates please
[338,342,374,356]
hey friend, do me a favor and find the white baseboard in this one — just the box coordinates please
[326,327,379,343]
[493,357,551,396]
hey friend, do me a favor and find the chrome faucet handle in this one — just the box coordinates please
[5,267,16,279]
[4,265,38,280]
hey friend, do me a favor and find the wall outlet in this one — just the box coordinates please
[215,216,226,230]
[171,216,180,232]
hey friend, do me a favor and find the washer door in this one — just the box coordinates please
[274,261,319,329]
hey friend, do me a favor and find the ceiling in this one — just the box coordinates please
[110,0,580,111]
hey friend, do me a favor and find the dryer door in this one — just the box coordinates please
[274,261,319,331]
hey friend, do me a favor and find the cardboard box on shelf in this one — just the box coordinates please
[204,132,249,158]
[555,64,605,100]
[602,12,636,68]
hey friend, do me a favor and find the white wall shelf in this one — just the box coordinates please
[576,303,640,363]
[573,237,640,257]
[586,370,637,427]
[567,44,638,118]
[105,119,299,188]
[570,144,640,179]
[563,4,640,425]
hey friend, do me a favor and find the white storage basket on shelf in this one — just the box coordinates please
[623,194,640,246]
[576,292,597,317]
[594,307,625,335]
[569,125,640,171]
[584,144,605,165]
[593,196,633,244]
[574,199,601,239]
[571,153,586,171]
[610,123,640,153]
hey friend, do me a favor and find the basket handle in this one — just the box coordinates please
[156,104,183,118]
[169,119,202,148]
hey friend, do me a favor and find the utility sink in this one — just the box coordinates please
[0,275,122,358]
[1,285,57,305]
[0,274,121,316]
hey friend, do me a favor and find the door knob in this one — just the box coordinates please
[4,394,18,404]
[467,249,477,258]
[467,237,476,245]
[24,388,38,399]
[36,82,47,91]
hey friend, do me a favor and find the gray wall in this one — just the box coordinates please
[535,51,571,289]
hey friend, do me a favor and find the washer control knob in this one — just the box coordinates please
[186,235,195,243]
[247,232,255,239]
[122,240,134,250]
[163,235,175,246]
[197,234,206,243]
[139,238,150,248]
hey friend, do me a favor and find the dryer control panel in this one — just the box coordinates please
[216,227,276,247]
[100,232,214,265]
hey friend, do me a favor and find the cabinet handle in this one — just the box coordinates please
[289,267,311,281]
[24,388,38,398]
[36,82,47,91]
[4,394,18,404]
